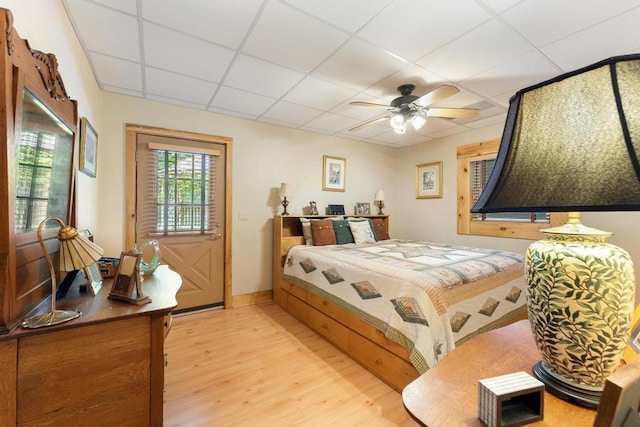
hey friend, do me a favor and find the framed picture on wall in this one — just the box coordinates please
[80,117,98,177]
[416,161,443,199]
[323,155,346,192]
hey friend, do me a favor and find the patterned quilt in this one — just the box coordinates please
[282,239,525,374]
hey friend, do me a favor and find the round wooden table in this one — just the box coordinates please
[402,320,597,426]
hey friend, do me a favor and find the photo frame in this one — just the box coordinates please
[328,204,345,215]
[108,249,151,305]
[79,117,98,177]
[416,161,443,199]
[323,155,346,192]
[355,202,370,215]
[83,262,103,296]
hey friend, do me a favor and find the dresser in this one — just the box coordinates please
[0,265,181,426]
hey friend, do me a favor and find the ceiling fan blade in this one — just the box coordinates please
[349,101,390,109]
[414,85,460,107]
[426,107,479,119]
[349,116,389,132]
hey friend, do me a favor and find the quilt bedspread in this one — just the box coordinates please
[282,239,525,373]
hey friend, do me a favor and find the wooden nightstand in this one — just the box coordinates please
[402,320,597,426]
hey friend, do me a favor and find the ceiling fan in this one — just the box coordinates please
[348,84,479,134]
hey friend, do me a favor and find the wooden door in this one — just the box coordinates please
[127,126,232,311]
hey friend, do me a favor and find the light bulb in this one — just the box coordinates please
[411,115,426,130]
[390,114,405,129]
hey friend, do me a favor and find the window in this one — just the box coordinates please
[457,138,566,239]
[137,139,219,237]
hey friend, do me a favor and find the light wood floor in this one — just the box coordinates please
[163,301,418,426]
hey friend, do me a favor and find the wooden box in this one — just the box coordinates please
[478,371,544,427]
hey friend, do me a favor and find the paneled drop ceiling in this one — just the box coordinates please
[62,0,640,147]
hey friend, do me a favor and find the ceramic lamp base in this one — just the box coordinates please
[532,360,601,408]
[22,309,82,328]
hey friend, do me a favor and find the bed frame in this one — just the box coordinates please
[272,215,419,391]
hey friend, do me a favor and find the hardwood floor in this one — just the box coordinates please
[163,302,418,426]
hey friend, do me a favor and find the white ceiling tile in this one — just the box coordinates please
[461,51,560,98]
[417,20,534,81]
[224,54,305,98]
[541,8,640,72]
[207,106,258,120]
[92,0,137,14]
[140,0,263,49]
[466,112,508,129]
[481,0,522,14]
[501,0,640,47]
[302,112,362,133]
[242,1,349,73]
[143,23,234,82]
[101,84,142,98]
[145,67,218,105]
[284,77,358,110]
[146,94,208,110]
[210,86,277,116]
[280,0,392,33]
[262,100,323,125]
[90,52,142,91]
[312,37,407,91]
[357,0,491,61]
[64,0,140,61]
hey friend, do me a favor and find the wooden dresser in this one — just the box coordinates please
[0,265,181,426]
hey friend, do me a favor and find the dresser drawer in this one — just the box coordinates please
[307,292,349,325]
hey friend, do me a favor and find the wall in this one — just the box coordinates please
[100,93,397,297]
[396,125,640,304]
[5,0,102,234]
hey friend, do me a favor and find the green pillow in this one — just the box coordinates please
[332,219,354,244]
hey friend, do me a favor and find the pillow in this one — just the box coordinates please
[332,219,354,244]
[348,220,376,244]
[369,218,390,241]
[310,219,337,246]
[300,218,314,245]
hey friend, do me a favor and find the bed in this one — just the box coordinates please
[272,215,527,391]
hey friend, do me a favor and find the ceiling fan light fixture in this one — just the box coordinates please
[411,114,426,130]
[393,124,406,134]
[390,113,405,129]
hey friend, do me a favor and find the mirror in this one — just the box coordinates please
[15,88,74,233]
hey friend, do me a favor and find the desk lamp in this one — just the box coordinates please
[472,54,639,407]
[22,217,104,328]
[279,183,291,215]
[374,190,385,215]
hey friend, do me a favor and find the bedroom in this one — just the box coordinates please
[1,0,640,425]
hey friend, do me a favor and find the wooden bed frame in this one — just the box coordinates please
[273,215,419,391]
[272,215,527,392]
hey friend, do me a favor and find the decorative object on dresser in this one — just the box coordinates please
[79,116,98,177]
[309,201,318,215]
[138,239,162,275]
[108,249,151,305]
[328,204,345,215]
[593,357,640,427]
[279,182,291,215]
[322,155,346,191]
[415,161,443,199]
[83,262,104,296]
[472,54,640,407]
[374,190,385,215]
[22,217,104,328]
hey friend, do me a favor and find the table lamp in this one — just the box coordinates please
[374,190,385,215]
[22,217,104,328]
[472,54,639,407]
[279,183,291,215]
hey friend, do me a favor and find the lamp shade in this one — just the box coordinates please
[472,54,640,214]
[279,183,290,198]
[374,190,385,201]
[57,225,104,271]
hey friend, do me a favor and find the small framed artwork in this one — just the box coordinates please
[108,249,151,305]
[328,204,345,215]
[416,161,443,199]
[355,202,370,215]
[323,155,346,192]
[83,262,103,296]
[79,117,98,177]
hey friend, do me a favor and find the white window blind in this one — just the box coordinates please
[137,136,218,237]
